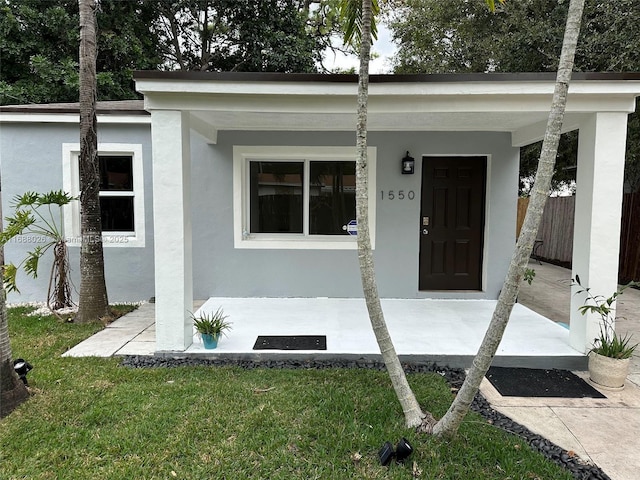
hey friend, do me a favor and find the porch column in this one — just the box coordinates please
[151,110,193,351]
[570,112,628,353]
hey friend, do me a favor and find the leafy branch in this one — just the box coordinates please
[573,275,639,359]
[0,190,75,311]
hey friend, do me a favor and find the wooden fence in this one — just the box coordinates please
[620,192,640,283]
[516,194,640,282]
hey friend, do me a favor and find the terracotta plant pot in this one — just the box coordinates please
[588,351,630,390]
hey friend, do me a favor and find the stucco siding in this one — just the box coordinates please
[192,130,518,299]
[2,122,517,303]
[1,122,155,304]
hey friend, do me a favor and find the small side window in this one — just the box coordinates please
[99,155,135,233]
[63,144,145,247]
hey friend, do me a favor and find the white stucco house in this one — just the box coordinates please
[1,72,639,359]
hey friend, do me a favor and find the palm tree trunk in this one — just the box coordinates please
[0,221,29,418]
[433,0,586,438]
[355,0,426,429]
[49,240,72,311]
[77,0,110,323]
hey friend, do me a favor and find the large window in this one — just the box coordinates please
[234,146,376,249]
[63,143,145,247]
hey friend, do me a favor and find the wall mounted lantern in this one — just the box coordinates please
[401,151,415,175]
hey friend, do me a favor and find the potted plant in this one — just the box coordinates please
[191,308,232,349]
[574,276,639,390]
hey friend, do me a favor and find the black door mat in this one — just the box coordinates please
[253,335,327,350]
[486,367,606,398]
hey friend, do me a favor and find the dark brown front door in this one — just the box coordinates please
[419,156,486,290]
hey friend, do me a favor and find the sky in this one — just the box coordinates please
[323,23,397,74]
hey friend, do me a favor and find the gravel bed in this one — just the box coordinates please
[121,356,609,479]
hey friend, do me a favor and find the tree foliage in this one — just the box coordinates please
[387,0,640,193]
[153,0,325,72]
[0,0,161,105]
[387,0,501,74]
[389,0,640,74]
[0,0,337,106]
[520,132,578,196]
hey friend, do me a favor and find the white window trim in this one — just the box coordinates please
[233,145,376,250]
[62,143,145,248]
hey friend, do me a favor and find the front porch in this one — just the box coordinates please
[65,297,585,370]
[133,72,640,357]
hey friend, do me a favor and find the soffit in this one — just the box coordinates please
[135,75,640,135]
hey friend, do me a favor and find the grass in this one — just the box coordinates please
[1,307,574,480]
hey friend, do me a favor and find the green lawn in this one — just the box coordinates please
[1,306,573,480]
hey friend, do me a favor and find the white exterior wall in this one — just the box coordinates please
[570,112,629,352]
[151,110,194,351]
[0,122,156,304]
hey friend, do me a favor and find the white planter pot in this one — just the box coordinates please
[588,351,630,391]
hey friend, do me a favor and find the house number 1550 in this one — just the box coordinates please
[380,190,415,200]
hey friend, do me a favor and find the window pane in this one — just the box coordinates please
[100,155,133,191]
[309,161,356,235]
[100,197,134,232]
[250,162,303,233]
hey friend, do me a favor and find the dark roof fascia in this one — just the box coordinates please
[133,71,640,83]
[0,100,148,116]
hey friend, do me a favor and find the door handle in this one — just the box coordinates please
[422,229,429,235]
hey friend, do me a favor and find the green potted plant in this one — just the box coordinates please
[574,276,639,390]
[191,308,232,349]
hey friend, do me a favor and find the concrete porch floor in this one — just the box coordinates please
[64,297,584,369]
[182,297,584,369]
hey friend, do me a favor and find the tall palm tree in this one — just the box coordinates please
[0,213,29,418]
[433,0,586,437]
[344,0,586,436]
[342,0,427,428]
[77,0,110,323]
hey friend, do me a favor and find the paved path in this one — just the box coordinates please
[518,261,640,384]
[495,261,640,480]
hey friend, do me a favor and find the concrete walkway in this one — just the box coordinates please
[62,262,640,479]
[518,261,640,386]
[62,303,158,357]
[493,262,640,480]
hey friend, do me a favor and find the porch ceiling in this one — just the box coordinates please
[134,72,640,146]
[186,109,573,134]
